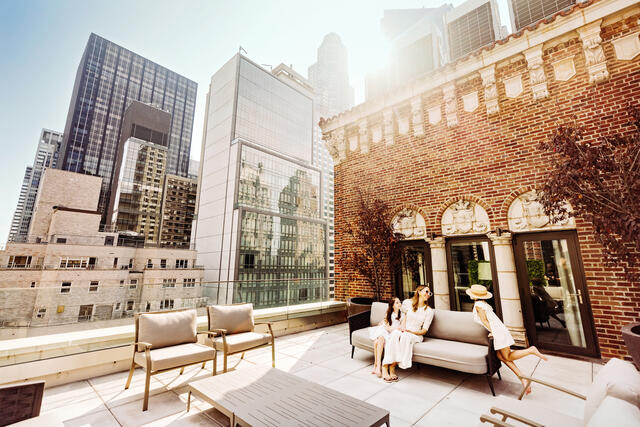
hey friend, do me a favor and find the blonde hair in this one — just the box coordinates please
[411,285,427,312]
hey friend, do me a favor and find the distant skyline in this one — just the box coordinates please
[0,0,511,242]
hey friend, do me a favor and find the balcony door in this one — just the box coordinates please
[395,241,433,303]
[514,231,599,357]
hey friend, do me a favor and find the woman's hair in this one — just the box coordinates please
[385,297,402,325]
[411,285,428,312]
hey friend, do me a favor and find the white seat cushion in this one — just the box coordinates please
[413,338,488,374]
[207,332,271,353]
[587,395,640,427]
[134,343,215,371]
[585,359,640,423]
[351,327,375,351]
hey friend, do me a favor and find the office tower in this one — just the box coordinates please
[308,33,354,299]
[58,33,197,221]
[159,174,197,248]
[107,101,171,242]
[188,159,200,180]
[8,129,63,242]
[195,55,327,308]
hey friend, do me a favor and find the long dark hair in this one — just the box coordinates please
[385,297,402,325]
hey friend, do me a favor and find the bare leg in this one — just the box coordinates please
[372,337,384,376]
[382,364,392,382]
[506,346,548,362]
[389,363,398,380]
[498,348,530,394]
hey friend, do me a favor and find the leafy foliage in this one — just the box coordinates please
[538,106,640,281]
[342,191,403,301]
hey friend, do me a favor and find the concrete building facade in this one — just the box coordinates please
[159,174,197,248]
[321,0,640,360]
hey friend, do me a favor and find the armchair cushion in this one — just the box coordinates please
[491,395,581,427]
[412,338,488,374]
[208,304,254,334]
[587,395,640,427]
[585,358,640,423]
[427,309,489,346]
[351,327,375,351]
[134,343,215,371]
[370,302,388,327]
[208,331,271,353]
[137,310,197,350]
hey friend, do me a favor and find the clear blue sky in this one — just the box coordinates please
[0,0,511,242]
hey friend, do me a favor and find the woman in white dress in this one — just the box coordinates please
[467,284,548,395]
[382,286,434,382]
[369,297,403,377]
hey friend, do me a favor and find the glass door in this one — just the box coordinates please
[514,231,599,357]
[395,242,432,302]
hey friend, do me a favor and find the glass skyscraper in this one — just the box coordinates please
[195,55,328,309]
[58,33,197,220]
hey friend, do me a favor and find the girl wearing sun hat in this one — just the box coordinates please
[467,284,548,395]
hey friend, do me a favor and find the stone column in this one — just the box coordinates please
[427,237,449,310]
[488,232,527,347]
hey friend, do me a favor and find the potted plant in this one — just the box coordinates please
[623,323,640,368]
[342,191,403,316]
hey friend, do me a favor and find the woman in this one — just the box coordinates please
[369,297,403,377]
[467,284,547,394]
[382,286,434,382]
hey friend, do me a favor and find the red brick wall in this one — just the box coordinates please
[332,13,640,359]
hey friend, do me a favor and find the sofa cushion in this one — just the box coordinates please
[587,395,640,427]
[134,343,215,371]
[412,337,488,374]
[370,302,388,327]
[207,331,271,353]
[585,358,640,423]
[491,396,582,427]
[427,309,489,346]
[137,310,197,349]
[352,327,375,351]
[208,304,254,334]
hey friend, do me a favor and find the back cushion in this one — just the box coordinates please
[584,358,640,423]
[426,309,489,346]
[208,304,254,334]
[370,302,388,327]
[138,309,197,349]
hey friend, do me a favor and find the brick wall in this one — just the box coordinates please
[331,12,640,359]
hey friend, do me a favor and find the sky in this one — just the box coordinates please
[0,0,512,243]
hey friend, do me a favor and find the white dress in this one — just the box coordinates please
[369,314,401,341]
[473,300,515,350]
[383,305,434,368]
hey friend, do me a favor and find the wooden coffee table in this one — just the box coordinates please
[188,366,390,426]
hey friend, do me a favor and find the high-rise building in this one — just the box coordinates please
[307,33,354,299]
[8,129,63,242]
[107,101,171,242]
[159,174,197,248]
[195,55,328,308]
[188,159,200,180]
[58,33,197,221]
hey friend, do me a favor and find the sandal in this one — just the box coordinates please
[391,375,399,382]
[383,376,394,383]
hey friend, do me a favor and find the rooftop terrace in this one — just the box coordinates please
[36,322,600,426]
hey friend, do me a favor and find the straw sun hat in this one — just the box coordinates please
[466,284,493,300]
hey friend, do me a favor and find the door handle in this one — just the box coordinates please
[568,290,584,304]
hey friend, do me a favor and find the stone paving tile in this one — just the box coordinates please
[40,380,108,421]
[109,391,186,427]
[62,409,121,427]
[88,368,166,409]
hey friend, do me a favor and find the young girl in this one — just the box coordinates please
[370,297,403,378]
[467,284,548,394]
[382,286,434,382]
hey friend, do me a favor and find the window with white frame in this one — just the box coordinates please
[89,281,99,292]
[36,308,46,319]
[126,300,134,311]
[183,278,196,288]
[59,257,88,269]
[160,299,174,309]
[129,279,138,289]
[175,259,188,269]
[162,278,176,288]
[61,282,71,293]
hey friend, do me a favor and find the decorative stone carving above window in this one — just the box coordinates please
[611,31,640,61]
[480,65,499,115]
[577,20,609,85]
[371,125,382,144]
[504,74,523,99]
[358,119,369,154]
[348,134,358,152]
[428,105,441,125]
[392,208,427,240]
[524,45,549,101]
[552,56,576,81]
[411,97,424,136]
[462,92,478,113]
[325,128,346,165]
[383,109,394,145]
[507,190,575,232]
[441,199,490,236]
[398,115,410,135]
[443,83,458,127]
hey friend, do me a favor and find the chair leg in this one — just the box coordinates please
[271,342,275,368]
[224,352,228,373]
[351,346,355,359]
[497,369,502,381]
[240,352,245,360]
[486,375,496,396]
[179,367,185,375]
[213,356,217,376]
[142,369,151,411]
[201,361,206,369]
[124,361,135,390]
[187,390,192,412]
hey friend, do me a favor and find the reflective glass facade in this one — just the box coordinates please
[235,58,313,163]
[59,33,197,219]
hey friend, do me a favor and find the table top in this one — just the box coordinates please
[189,366,389,427]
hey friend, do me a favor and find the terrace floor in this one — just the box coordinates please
[38,322,600,426]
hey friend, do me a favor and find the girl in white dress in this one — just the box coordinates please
[382,286,434,382]
[369,297,403,377]
[467,284,548,395]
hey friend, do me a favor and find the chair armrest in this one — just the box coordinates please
[489,407,544,427]
[485,336,502,375]
[256,321,275,337]
[479,414,516,427]
[517,375,587,401]
[208,328,227,337]
[135,341,153,351]
[198,331,219,337]
[255,321,273,326]
[347,310,370,344]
